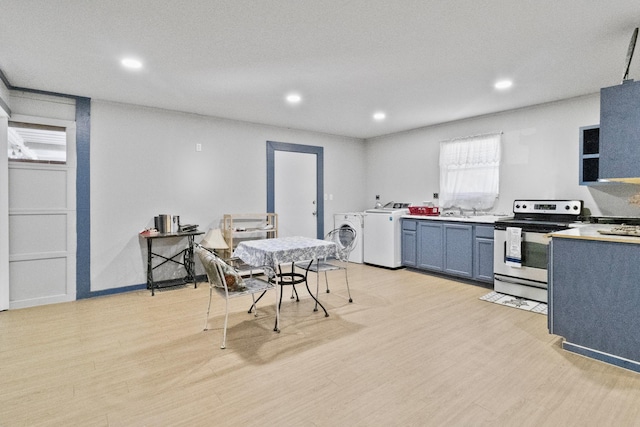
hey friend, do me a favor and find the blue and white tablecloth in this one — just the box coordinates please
[233,236,336,269]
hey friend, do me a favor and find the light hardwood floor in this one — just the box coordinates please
[1,264,640,426]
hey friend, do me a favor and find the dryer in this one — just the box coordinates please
[333,212,364,263]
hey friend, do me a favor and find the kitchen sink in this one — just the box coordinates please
[404,213,511,223]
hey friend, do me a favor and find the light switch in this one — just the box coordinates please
[196,143,202,152]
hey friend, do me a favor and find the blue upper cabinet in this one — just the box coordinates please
[599,80,640,183]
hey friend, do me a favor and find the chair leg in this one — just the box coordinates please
[273,282,286,331]
[278,285,285,312]
[324,271,330,293]
[251,294,258,317]
[204,285,213,331]
[344,269,353,303]
[221,297,229,349]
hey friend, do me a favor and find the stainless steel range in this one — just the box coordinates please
[493,199,583,303]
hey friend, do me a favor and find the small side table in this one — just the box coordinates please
[140,230,204,296]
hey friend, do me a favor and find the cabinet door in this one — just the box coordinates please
[474,237,494,282]
[417,222,443,271]
[600,80,640,180]
[443,224,473,278]
[401,220,417,267]
[402,230,417,267]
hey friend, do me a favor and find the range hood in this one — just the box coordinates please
[598,28,640,184]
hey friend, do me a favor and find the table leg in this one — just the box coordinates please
[185,235,197,289]
[147,238,155,296]
[303,258,329,317]
[274,273,281,332]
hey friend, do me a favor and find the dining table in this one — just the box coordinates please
[233,236,337,331]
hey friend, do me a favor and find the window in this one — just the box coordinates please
[8,121,67,164]
[439,133,501,211]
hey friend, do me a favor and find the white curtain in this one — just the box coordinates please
[439,133,501,211]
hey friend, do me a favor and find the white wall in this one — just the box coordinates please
[364,93,640,217]
[90,101,366,291]
[9,89,640,296]
[0,75,10,112]
[9,91,76,121]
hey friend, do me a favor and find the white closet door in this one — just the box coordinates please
[7,123,76,308]
[274,151,317,238]
[0,117,8,311]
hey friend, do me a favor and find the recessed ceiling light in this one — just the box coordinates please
[121,58,143,69]
[373,112,386,121]
[286,93,302,104]
[494,80,513,90]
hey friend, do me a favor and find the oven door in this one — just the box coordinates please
[494,229,549,284]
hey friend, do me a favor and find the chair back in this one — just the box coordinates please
[195,244,246,292]
[327,227,357,262]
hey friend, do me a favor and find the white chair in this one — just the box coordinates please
[195,244,276,349]
[295,227,356,306]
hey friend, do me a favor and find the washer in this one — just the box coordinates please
[333,212,364,263]
[363,205,410,268]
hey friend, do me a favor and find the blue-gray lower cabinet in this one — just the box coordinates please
[417,221,444,271]
[474,238,494,282]
[401,219,417,267]
[443,223,473,278]
[549,237,640,373]
[473,225,494,283]
[402,218,494,283]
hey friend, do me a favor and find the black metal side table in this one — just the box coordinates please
[140,230,204,295]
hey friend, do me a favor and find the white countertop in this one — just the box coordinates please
[551,224,640,244]
[402,214,510,224]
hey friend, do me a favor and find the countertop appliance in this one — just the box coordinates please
[363,203,410,268]
[334,212,364,263]
[493,199,583,303]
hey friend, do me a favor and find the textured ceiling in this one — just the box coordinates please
[1,1,639,139]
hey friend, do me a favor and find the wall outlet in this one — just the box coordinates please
[196,143,202,152]
[433,192,439,199]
